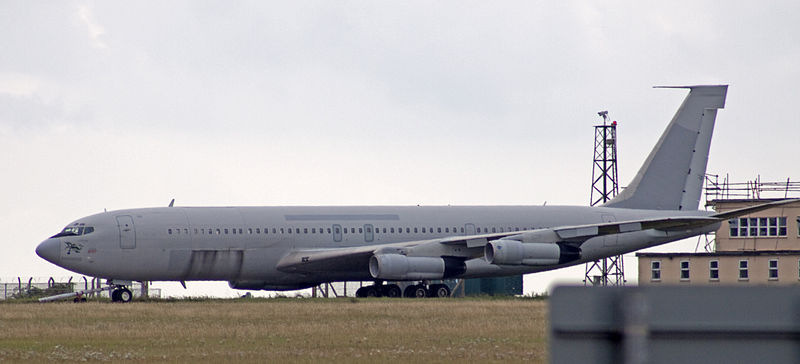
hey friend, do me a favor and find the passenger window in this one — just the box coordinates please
[460,227,465,233]
[288,229,292,234]
[272,228,277,234]
[437,227,442,233]
[445,228,449,233]
[414,227,418,233]
[256,228,260,234]
[312,228,316,234]
[383,228,387,233]
[477,228,481,233]
[422,227,426,233]
[232,229,236,235]
[390,227,395,233]
[406,227,410,233]
[224,229,229,234]
[492,227,497,233]
[280,228,284,234]
[335,227,341,234]
[359,227,363,233]
[168,228,172,234]
[327,228,332,234]
[216,229,221,235]
[304,228,308,234]
[366,227,371,233]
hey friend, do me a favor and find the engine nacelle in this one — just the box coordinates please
[485,240,580,266]
[370,254,453,280]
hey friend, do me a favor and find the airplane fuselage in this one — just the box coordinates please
[37,205,716,290]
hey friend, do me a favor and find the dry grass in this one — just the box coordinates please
[0,298,548,363]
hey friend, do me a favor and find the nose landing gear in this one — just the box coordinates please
[110,287,133,303]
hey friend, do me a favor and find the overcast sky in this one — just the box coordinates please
[2,1,798,297]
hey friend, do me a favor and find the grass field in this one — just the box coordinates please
[0,297,548,363]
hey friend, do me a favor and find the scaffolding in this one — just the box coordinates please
[584,111,625,286]
[704,174,800,202]
[698,174,800,252]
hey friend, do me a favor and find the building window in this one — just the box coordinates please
[769,259,779,280]
[709,260,719,281]
[651,261,661,281]
[680,261,690,280]
[739,260,749,280]
[729,219,738,237]
[733,217,787,238]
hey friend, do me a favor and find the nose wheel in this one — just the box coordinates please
[111,287,133,303]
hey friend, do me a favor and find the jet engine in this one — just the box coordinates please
[484,240,580,266]
[369,254,467,280]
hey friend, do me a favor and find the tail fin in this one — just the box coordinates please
[604,85,728,211]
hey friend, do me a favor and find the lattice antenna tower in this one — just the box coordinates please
[590,111,619,206]
[584,111,625,286]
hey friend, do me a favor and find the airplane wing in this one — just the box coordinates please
[711,198,800,220]
[275,215,719,275]
[277,199,798,276]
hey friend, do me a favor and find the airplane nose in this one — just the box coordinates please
[36,238,61,264]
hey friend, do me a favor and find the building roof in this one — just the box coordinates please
[636,250,800,258]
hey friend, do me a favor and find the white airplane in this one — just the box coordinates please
[35,85,791,302]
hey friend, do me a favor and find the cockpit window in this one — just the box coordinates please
[51,225,95,238]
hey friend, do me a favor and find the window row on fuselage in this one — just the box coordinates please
[166,225,538,237]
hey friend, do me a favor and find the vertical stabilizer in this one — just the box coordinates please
[604,85,727,211]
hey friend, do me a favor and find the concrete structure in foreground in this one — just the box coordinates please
[550,286,800,364]
[638,198,800,285]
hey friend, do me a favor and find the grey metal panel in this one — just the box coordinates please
[550,286,800,364]
[116,215,136,249]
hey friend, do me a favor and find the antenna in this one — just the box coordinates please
[585,111,626,286]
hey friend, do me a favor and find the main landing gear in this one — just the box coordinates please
[355,282,451,298]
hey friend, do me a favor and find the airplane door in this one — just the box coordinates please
[364,224,374,242]
[116,215,136,249]
[601,214,618,247]
[332,224,342,242]
[465,223,476,236]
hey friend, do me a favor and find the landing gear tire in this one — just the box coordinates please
[364,286,379,297]
[429,284,450,298]
[111,287,133,302]
[405,285,427,298]
[381,284,402,298]
[356,286,381,297]
[118,288,133,303]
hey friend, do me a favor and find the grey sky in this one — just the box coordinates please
[2,1,798,296]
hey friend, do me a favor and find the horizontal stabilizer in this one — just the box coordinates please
[712,199,800,220]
